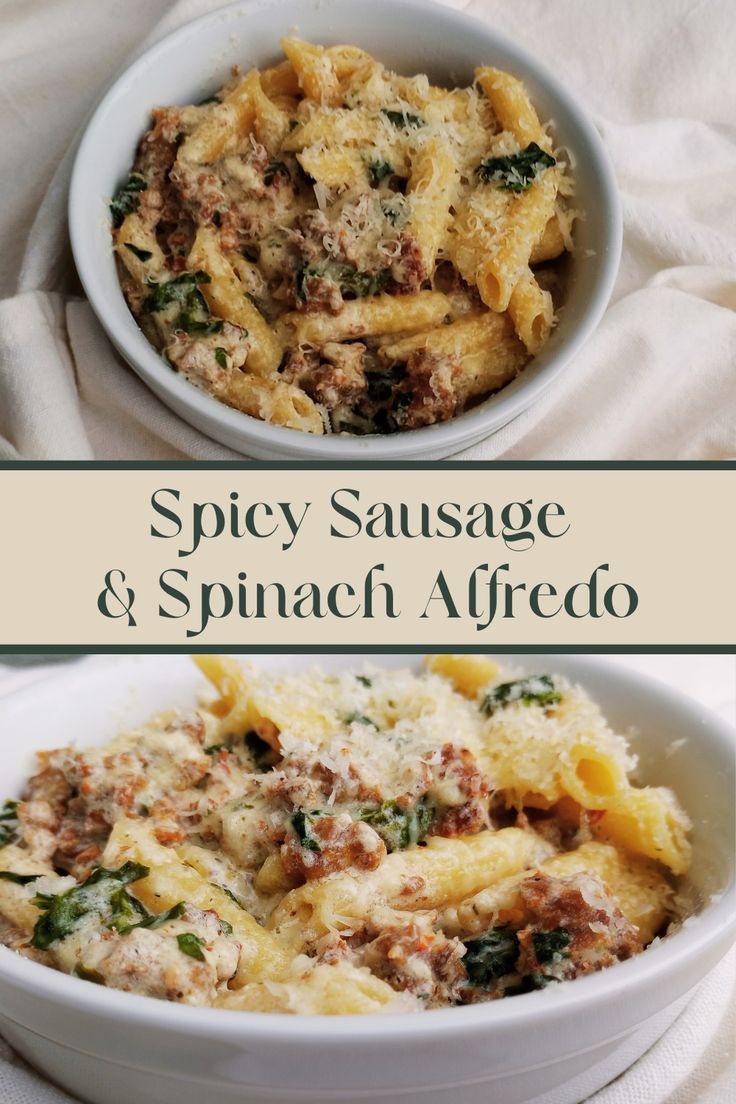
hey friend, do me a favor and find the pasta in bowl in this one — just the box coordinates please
[0,654,733,1104]
[112,40,575,437]
[0,655,693,1014]
[70,0,621,459]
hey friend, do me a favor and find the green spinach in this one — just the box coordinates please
[31,862,150,950]
[0,871,40,885]
[123,242,153,262]
[176,932,206,961]
[0,800,19,847]
[295,263,389,302]
[344,712,376,727]
[381,109,424,129]
[143,271,223,336]
[292,809,323,852]
[462,926,519,986]
[128,901,187,933]
[366,158,393,186]
[358,796,434,852]
[110,173,148,228]
[481,675,561,716]
[532,927,570,964]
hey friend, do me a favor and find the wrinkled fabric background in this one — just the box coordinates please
[0,0,734,459]
[0,653,734,1103]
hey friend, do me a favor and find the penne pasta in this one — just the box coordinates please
[270,829,540,943]
[187,226,282,376]
[507,269,555,354]
[278,292,452,346]
[0,657,691,1014]
[102,820,290,984]
[110,40,575,434]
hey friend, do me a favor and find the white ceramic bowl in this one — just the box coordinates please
[0,654,734,1104]
[69,0,622,461]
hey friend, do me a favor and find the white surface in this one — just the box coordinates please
[0,0,735,460]
[0,654,733,1104]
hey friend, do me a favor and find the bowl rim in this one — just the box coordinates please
[67,0,623,461]
[0,653,733,1043]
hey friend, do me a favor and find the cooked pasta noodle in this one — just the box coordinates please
[0,656,688,1015]
[110,40,575,436]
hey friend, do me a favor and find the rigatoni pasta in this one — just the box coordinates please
[0,656,690,1014]
[110,39,575,436]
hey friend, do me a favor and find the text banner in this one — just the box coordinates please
[0,468,733,646]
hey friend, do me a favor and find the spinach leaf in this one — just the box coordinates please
[0,871,41,885]
[356,675,372,688]
[31,862,150,950]
[204,741,232,756]
[127,901,186,934]
[366,158,393,186]
[532,927,570,964]
[0,800,19,847]
[142,271,223,336]
[178,313,224,337]
[213,883,245,908]
[294,265,311,301]
[381,109,424,129]
[123,242,153,262]
[462,926,519,986]
[358,796,434,852]
[481,675,561,716]
[295,263,389,302]
[264,160,290,185]
[176,932,206,961]
[366,364,405,402]
[343,268,390,297]
[381,197,406,226]
[142,271,209,312]
[214,347,229,369]
[344,712,376,727]
[219,918,233,935]
[110,173,148,228]
[291,809,323,852]
[477,142,556,192]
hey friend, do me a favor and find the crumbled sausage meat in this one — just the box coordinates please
[516,871,643,981]
[361,916,467,1006]
[282,813,386,881]
[394,349,458,429]
[166,322,251,389]
[80,905,240,1005]
[431,743,491,837]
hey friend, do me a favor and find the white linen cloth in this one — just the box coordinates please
[0,0,735,459]
[0,655,734,1103]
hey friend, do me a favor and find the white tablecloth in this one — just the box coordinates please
[0,655,734,1103]
[0,0,735,460]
